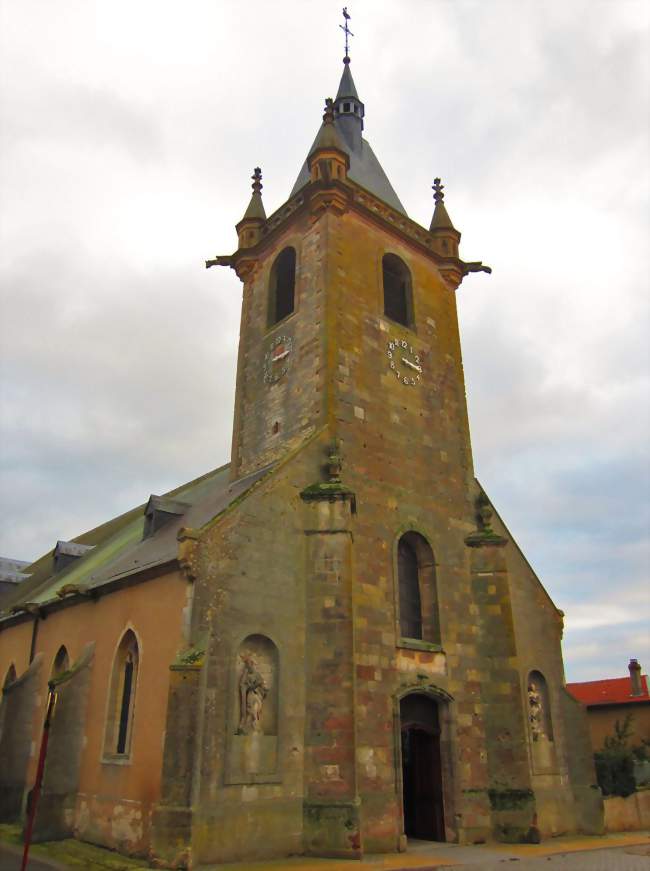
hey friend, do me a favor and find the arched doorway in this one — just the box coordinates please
[400,693,445,841]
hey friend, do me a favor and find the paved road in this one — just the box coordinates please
[436,845,650,870]
[0,844,62,871]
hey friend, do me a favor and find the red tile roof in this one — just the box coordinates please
[566,674,650,707]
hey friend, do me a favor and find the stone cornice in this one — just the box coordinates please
[208,176,489,287]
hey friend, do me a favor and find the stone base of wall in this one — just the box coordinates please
[32,792,76,841]
[604,790,650,832]
[73,793,148,856]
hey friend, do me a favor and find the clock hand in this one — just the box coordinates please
[272,348,290,361]
[401,357,422,373]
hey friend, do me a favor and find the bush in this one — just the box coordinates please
[594,714,639,798]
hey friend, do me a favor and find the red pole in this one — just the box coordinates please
[20,682,57,871]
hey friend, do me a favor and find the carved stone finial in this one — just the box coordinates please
[433,177,445,205]
[327,438,342,484]
[476,491,494,533]
[251,166,263,196]
[300,438,356,512]
[464,491,507,548]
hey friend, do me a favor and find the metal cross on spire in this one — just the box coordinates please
[339,7,354,62]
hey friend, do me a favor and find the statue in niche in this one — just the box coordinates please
[528,681,545,741]
[237,654,268,734]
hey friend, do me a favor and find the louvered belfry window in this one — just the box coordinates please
[398,537,422,640]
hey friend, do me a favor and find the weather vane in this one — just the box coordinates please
[339,7,354,62]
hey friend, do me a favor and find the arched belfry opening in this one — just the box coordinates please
[268,247,296,326]
[383,253,413,328]
[400,693,446,842]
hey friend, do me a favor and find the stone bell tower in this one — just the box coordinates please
[207,60,490,486]
[201,42,601,860]
[206,50,550,858]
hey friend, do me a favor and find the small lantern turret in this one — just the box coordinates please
[307,98,350,185]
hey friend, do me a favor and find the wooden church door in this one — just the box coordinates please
[400,694,446,841]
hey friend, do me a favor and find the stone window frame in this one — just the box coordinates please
[102,627,141,765]
[392,527,443,651]
[50,645,70,679]
[381,252,415,330]
[267,245,298,329]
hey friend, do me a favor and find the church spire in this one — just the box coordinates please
[333,58,365,150]
[289,15,406,216]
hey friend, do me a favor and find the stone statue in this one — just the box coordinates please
[528,681,544,741]
[237,654,268,734]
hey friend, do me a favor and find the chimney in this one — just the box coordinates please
[629,658,643,696]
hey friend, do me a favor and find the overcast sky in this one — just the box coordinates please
[0,1,648,682]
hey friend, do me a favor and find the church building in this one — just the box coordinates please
[0,50,603,868]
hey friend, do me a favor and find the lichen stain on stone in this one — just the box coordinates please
[75,798,90,836]
[111,803,143,848]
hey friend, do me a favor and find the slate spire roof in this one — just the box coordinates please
[336,59,360,101]
[291,59,406,215]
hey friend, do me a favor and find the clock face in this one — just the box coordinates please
[386,339,423,386]
[263,334,293,384]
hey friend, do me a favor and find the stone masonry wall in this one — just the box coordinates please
[231,216,327,480]
[492,505,603,836]
[182,442,325,866]
[322,208,497,849]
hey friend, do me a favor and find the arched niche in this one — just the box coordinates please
[527,670,557,773]
[235,634,278,737]
[527,670,554,742]
[396,531,441,646]
[228,634,280,783]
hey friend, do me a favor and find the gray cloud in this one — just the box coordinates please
[0,0,648,682]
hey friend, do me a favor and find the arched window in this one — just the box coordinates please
[2,664,16,689]
[268,247,296,326]
[0,664,17,743]
[51,646,69,678]
[397,532,440,645]
[398,538,422,639]
[527,670,554,742]
[383,254,413,327]
[104,630,139,758]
